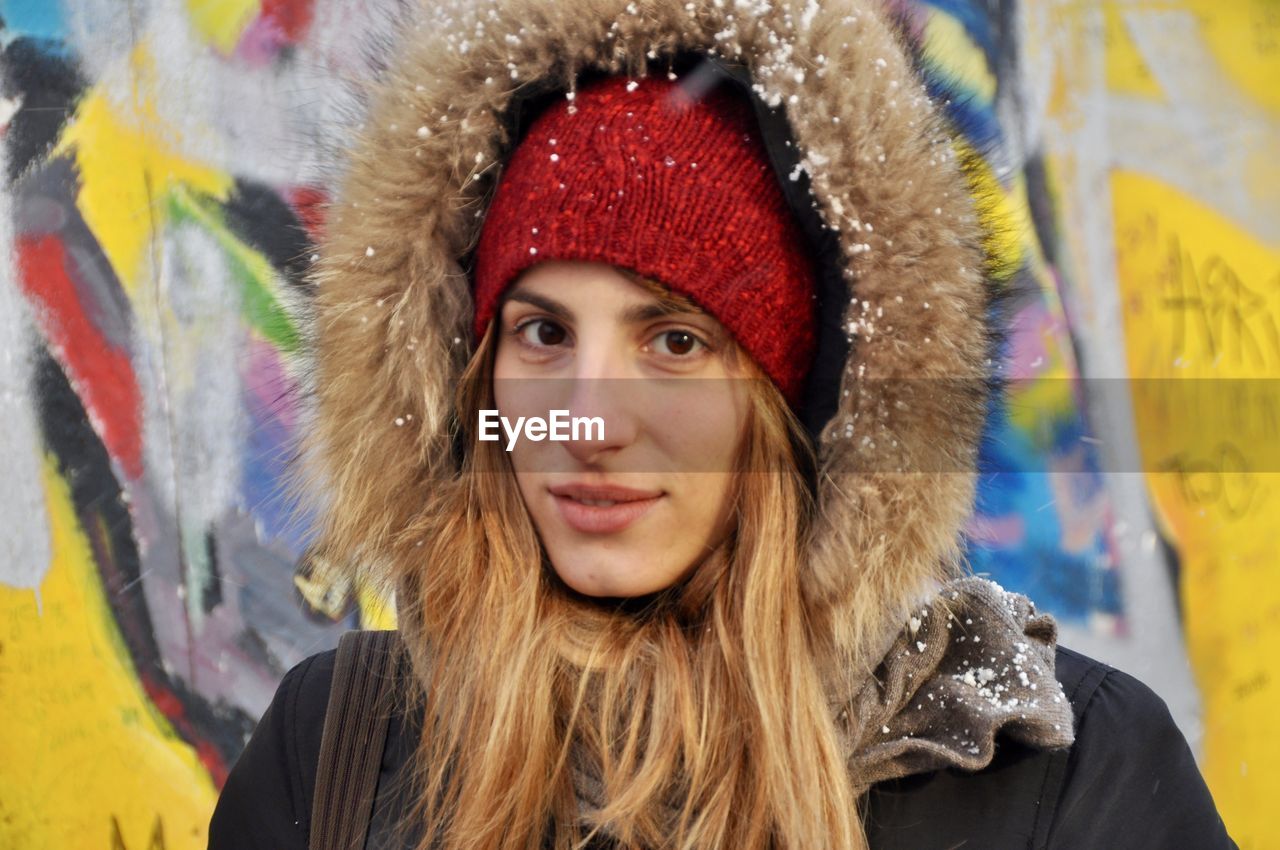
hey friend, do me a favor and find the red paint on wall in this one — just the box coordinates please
[260,0,315,42]
[16,234,144,479]
[285,185,328,242]
[141,674,229,787]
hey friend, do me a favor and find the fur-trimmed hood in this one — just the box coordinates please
[299,0,1073,782]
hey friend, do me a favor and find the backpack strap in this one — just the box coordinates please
[310,629,403,850]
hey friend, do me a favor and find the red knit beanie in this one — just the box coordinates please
[473,74,817,403]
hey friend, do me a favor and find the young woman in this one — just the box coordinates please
[210,0,1236,848]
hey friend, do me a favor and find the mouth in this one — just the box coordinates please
[548,483,664,534]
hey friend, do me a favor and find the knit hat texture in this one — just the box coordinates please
[473,74,817,402]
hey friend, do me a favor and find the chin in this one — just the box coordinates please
[551,550,677,599]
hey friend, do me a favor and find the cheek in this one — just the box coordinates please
[511,469,548,532]
[491,373,561,476]
[645,384,747,473]
[680,474,737,536]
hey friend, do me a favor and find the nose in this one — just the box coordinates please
[559,345,640,466]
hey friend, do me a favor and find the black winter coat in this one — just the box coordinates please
[208,643,1237,850]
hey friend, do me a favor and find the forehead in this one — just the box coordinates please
[506,261,705,316]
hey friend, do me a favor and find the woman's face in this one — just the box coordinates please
[491,260,751,598]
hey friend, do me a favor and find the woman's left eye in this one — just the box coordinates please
[649,329,706,357]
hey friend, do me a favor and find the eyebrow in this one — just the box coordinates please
[619,301,696,323]
[504,288,710,327]
[504,290,572,320]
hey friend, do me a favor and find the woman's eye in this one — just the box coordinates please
[516,318,568,348]
[651,329,705,357]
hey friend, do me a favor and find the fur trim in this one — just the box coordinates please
[299,0,992,669]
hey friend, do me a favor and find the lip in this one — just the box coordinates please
[548,482,664,535]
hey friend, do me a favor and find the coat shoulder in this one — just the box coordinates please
[208,648,338,850]
[864,643,1099,849]
[1044,647,1237,849]
[865,644,1236,850]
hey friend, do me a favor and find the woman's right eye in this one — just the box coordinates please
[514,318,569,348]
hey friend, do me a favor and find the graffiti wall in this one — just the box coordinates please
[1032,0,1280,842]
[0,0,1273,847]
[0,0,381,845]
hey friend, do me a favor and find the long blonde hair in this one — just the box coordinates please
[382,278,868,850]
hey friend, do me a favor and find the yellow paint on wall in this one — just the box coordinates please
[357,580,398,631]
[1113,169,1280,849]
[956,138,1028,283]
[187,0,261,54]
[0,457,216,849]
[1113,170,1280,380]
[1181,0,1280,115]
[1245,143,1280,212]
[1104,4,1164,101]
[1104,0,1280,114]
[53,48,232,293]
[922,8,997,104]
